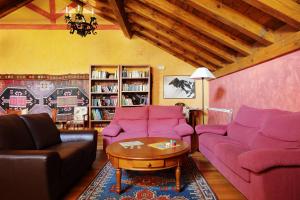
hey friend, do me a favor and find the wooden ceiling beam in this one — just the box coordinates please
[133,25,217,71]
[126,0,236,63]
[185,0,274,46]
[241,0,300,30]
[109,0,132,38]
[136,32,203,68]
[214,31,300,77]
[139,0,252,55]
[0,0,33,19]
[129,13,225,67]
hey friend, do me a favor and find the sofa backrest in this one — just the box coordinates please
[114,106,148,120]
[228,105,291,146]
[148,105,184,119]
[20,113,61,149]
[148,106,184,136]
[248,111,300,150]
[0,114,35,150]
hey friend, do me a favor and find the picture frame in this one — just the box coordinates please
[163,75,196,99]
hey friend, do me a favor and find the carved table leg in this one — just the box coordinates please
[176,164,181,192]
[116,168,122,194]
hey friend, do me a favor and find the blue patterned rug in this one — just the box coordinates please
[78,158,217,200]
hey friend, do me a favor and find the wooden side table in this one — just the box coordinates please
[188,109,203,152]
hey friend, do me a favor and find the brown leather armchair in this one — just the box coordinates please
[0,114,97,200]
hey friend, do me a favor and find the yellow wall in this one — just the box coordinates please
[0,29,209,108]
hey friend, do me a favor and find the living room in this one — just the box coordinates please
[0,0,300,200]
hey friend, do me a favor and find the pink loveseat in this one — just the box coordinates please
[196,105,300,200]
[102,106,194,150]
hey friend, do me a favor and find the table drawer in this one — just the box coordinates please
[132,160,164,168]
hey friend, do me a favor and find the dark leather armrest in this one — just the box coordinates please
[0,150,61,200]
[59,129,98,143]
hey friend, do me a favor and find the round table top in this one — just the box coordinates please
[106,137,190,160]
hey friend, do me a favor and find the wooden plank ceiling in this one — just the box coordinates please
[1,0,300,77]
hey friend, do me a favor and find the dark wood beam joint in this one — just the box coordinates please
[109,0,132,38]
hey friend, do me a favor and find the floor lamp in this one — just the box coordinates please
[190,67,215,124]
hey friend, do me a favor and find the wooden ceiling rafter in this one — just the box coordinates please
[0,0,33,19]
[241,0,300,30]
[185,0,274,46]
[125,0,236,63]
[136,32,204,67]
[139,0,253,56]
[129,13,225,67]
[132,24,217,71]
[109,0,132,38]
[214,30,300,77]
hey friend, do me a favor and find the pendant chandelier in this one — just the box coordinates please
[65,4,98,37]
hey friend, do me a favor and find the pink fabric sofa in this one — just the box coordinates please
[102,106,194,150]
[196,105,300,200]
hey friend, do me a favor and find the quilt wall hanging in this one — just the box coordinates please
[0,74,89,121]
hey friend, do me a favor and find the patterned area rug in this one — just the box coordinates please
[78,158,217,200]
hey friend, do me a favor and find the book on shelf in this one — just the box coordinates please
[122,83,148,92]
[92,96,118,106]
[122,69,149,78]
[91,84,118,93]
[91,69,118,79]
[121,94,148,106]
[91,108,115,120]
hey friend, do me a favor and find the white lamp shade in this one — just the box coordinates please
[190,67,215,80]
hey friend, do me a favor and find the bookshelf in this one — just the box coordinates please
[89,65,119,128]
[89,65,151,128]
[120,65,151,107]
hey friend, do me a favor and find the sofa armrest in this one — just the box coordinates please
[0,150,61,200]
[60,129,98,143]
[174,122,194,137]
[102,123,122,137]
[195,124,227,135]
[238,149,300,173]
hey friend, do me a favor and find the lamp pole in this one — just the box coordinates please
[202,77,205,124]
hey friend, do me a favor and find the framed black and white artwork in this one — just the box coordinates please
[163,75,196,99]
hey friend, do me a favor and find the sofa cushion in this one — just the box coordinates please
[47,141,88,181]
[149,106,184,119]
[235,105,266,127]
[227,122,259,147]
[235,105,290,128]
[148,119,178,136]
[261,112,300,142]
[114,107,148,120]
[215,143,250,182]
[0,114,35,150]
[118,119,147,135]
[198,133,240,153]
[195,124,227,135]
[111,131,148,143]
[250,133,300,149]
[20,113,61,149]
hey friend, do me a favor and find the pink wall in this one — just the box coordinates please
[209,50,300,124]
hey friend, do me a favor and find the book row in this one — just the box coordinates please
[92,96,118,107]
[91,84,118,93]
[122,83,148,92]
[91,109,114,120]
[91,70,118,79]
[122,69,149,78]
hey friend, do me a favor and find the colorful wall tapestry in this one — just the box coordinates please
[0,74,89,121]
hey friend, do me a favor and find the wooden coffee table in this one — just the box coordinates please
[106,137,190,194]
